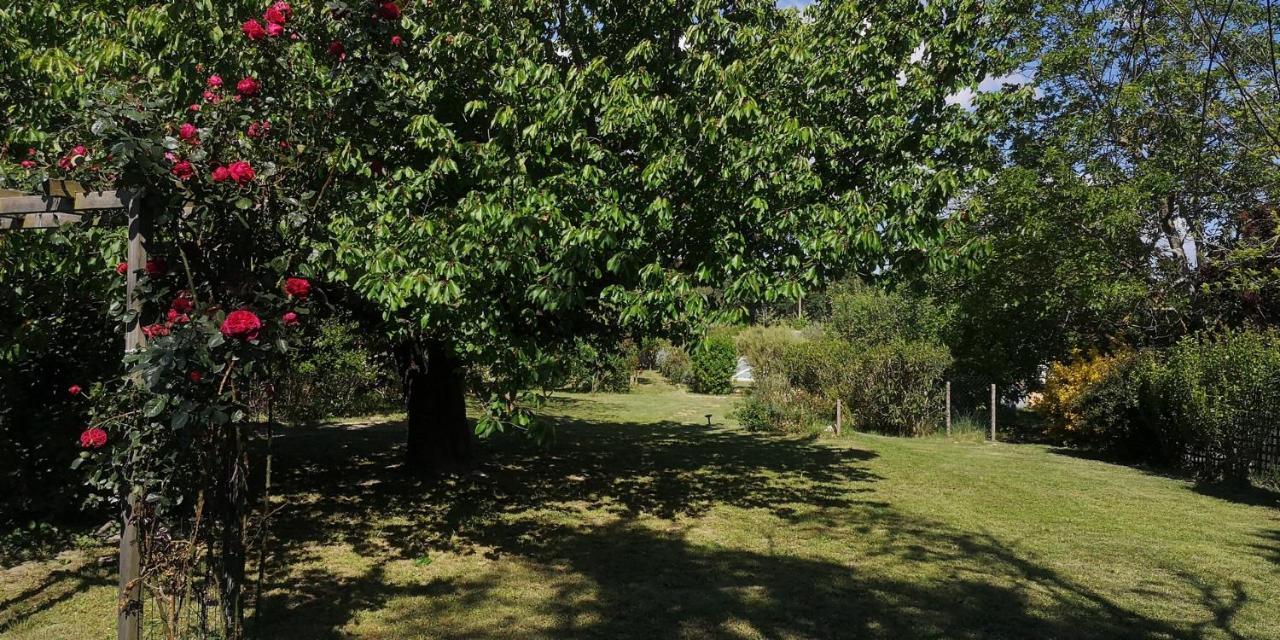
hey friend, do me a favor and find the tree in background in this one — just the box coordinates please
[940,0,1280,395]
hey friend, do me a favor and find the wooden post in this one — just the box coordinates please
[118,195,146,640]
[945,381,951,436]
[989,383,997,443]
[835,399,843,436]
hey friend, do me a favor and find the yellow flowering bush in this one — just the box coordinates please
[1037,349,1140,445]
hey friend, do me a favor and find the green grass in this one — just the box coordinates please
[3,375,1279,639]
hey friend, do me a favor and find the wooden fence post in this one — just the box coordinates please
[989,383,997,443]
[945,381,951,436]
[118,195,146,640]
[835,399,843,436]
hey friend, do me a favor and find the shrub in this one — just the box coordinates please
[655,339,693,386]
[845,339,952,436]
[561,338,638,393]
[688,335,737,394]
[735,325,804,379]
[735,372,828,434]
[277,319,400,422]
[1141,328,1280,483]
[1037,349,1146,453]
[827,280,946,347]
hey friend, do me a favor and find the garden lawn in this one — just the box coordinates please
[3,375,1279,639]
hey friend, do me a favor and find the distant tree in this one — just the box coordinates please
[940,0,1280,392]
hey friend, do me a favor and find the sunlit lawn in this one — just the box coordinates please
[3,375,1279,639]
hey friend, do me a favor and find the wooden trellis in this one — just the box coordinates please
[1,180,146,640]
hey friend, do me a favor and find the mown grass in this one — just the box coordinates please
[3,375,1279,639]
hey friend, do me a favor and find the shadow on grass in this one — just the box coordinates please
[0,562,112,633]
[253,415,1234,639]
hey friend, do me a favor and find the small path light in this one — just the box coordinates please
[705,414,713,426]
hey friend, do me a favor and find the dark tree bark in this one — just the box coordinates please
[398,339,473,474]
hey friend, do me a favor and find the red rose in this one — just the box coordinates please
[189,104,201,112]
[68,385,82,396]
[20,159,36,169]
[203,90,220,103]
[328,40,346,60]
[391,35,403,46]
[179,123,198,142]
[145,258,167,277]
[227,161,256,185]
[242,18,267,40]
[264,3,289,25]
[266,22,284,37]
[279,140,292,151]
[115,262,128,275]
[283,277,311,299]
[207,74,223,88]
[79,427,108,449]
[142,323,171,339]
[220,309,263,341]
[171,292,194,314]
[170,160,195,181]
[167,308,191,324]
[188,371,203,383]
[236,76,261,97]
[281,311,300,327]
[247,120,271,138]
[72,145,88,156]
[211,166,231,183]
[378,2,401,20]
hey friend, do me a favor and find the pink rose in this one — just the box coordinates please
[211,165,231,183]
[178,123,198,142]
[266,22,284,37]
[281,311,300,327]
[236,76,261,97]
[203,90,220,103]
[20,159,35,169]
[68,385,82,396]
[242,19,267,40]
[207,74,223,88]
[391,35,403,46]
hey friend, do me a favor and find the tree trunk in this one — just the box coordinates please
[217,425,247,640]
[399,340,472,474]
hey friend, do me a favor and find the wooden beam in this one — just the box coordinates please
[76,190,134,211]
[0,212,85,230]
[0,194,72,215]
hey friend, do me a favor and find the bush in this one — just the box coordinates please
[688,335,737,395]
[734,372,828,434]
[844,339,952,436]
[561,338,638,393]
[655,339,693,386]
[1142,328,1280,483]
[735,325,804,379]
[277,319,400,422]
[1037,349,1146,453]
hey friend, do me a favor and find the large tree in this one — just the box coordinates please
[326,0,1020,470]
[939,0,1280,391]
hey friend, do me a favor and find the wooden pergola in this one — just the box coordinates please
[1,180,147,640]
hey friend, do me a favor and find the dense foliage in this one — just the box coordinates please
[736,281,951,435]
[1037,329,1280,484]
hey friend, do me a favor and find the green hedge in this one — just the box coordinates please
[688,335,737,395]
[1044,328,1280,484]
